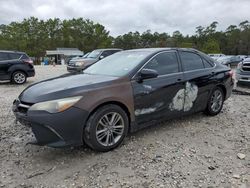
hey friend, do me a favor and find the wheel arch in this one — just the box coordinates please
[85,101,132,131]
[216,84,227,99]
[11,69,28,77]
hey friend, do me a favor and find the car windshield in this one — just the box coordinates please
[83,51,151,77]
[87,50,102,58]
[83,53,89,58]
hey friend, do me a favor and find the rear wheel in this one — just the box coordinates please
[83,104,129,152]
[205,87,224,116]
[11,71,27,84]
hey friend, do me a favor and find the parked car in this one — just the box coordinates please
[67,48,122,72]
[83,52,90,58]
[208,54,225,60]
[65,55,84,65]
[216,56,241,66]
[13,48,233,151]
[237,55,248,61]
[0,50,35,84]
[236,57,250,83]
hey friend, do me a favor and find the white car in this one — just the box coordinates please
[208,54,225,60]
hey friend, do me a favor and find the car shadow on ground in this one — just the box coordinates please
[0,80,35,86]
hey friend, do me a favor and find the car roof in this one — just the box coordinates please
[123,48,200,53]
[0,50,25,54]
[93,48,123,51]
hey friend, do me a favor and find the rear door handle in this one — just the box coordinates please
[177,78,182,82]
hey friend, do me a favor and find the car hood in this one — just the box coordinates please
[19,73,119,103]
[70,58,97,64]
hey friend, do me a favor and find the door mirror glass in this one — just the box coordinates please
[138,68,158,81]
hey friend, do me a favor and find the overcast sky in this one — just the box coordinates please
[0,0,249,36]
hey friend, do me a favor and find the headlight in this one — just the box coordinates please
[75,61,84,66]
[29,96,82,113]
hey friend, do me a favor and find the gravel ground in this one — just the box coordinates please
[0,65,249,188]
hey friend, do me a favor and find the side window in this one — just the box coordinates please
[203,58,214,68]
[110,50,119,55]
[144,52,179,75]
[0,52,9,61]
[179,51,204,71]
[8,53,21,60]
[101,51,113,58]
[20,54,29,60]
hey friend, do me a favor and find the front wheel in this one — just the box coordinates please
[83,104,129,152]
[11,71,27,84]
[205,87,224,116]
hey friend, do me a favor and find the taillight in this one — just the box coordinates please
[23,59,33,64]
[228,70,234,77]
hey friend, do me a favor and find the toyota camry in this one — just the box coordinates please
[13,48,234,152]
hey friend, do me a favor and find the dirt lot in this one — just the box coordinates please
[0,66,249,188]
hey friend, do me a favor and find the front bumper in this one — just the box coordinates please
[236,70,250,83]
[67,65,84,73]
[13,103,89,148]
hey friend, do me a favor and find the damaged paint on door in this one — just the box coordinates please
[169,82,198,112]
[135,102,164,116]
[169,89,185,111]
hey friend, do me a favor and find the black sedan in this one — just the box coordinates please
[13,48,234,152]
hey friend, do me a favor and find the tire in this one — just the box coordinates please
[11,71,27,84]
[83,104,129,152]
[205,87,225,116]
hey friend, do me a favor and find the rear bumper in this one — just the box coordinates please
[13,104,89,148]
[27,69,35,77]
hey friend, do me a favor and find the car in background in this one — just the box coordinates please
[13,48,233,151]
[83,52,90,58]
[237,55,248,61]
[65,55,84,65]
[236,57,250,83]
[0,50,35,84]
[216,56,241,66]
[67,48,122,72]
[208,54,225,60]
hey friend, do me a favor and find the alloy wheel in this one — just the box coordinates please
[14,72,26,84]
[96,112,125,147]
[210,89,223,112]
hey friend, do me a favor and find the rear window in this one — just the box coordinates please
[0,52,9,61]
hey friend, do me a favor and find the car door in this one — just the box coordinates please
[0,52,11,79]
[131,51,185,125]
[178,50,216,114]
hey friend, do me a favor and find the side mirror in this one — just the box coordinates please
[137,69,158,82]
[99,55,104,60]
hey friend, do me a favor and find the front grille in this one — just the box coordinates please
[242,63,250,71]
[68,62,76,67]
